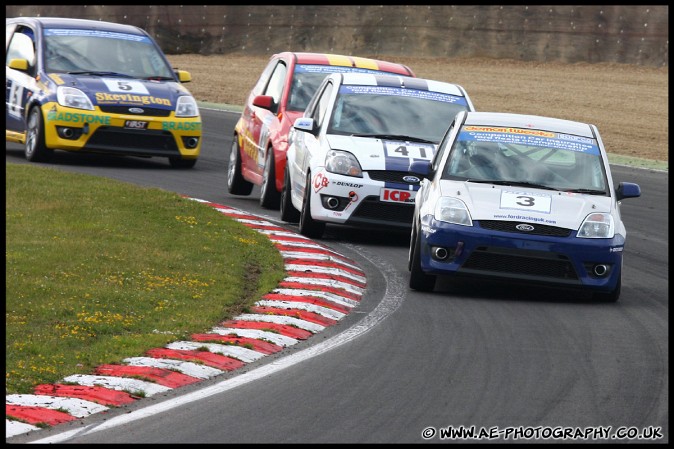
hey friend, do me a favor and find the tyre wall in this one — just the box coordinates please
[6,5,669,67]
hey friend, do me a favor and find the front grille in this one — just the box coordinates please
[97,105,172,117]
[367,170,420,185]
[85,127,180,157]
[479,220,572,237]
[461,247,579,280]
[347,195,414,228]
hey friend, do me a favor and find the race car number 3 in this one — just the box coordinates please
[500,191,551,213]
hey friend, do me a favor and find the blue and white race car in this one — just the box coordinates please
[6,17,201,168]
[408,111,641,301]
[281,72,475,238]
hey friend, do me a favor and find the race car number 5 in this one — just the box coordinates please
[500,191,551,213]
[102,79,149,95]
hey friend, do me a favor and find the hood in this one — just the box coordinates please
[48,73,190,110]
[326,134,437,171]
[440,180,614,230]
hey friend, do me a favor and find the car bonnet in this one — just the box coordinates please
[46,73,190,111]
[326,134,437,172]
[438,180,615,231]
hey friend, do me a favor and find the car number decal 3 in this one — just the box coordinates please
[500,190,551,214]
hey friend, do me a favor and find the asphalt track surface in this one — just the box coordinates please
[5,108,668,443]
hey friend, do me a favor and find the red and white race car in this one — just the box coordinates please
[228,51,415,209]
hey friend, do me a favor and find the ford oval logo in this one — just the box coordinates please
[403,175,420,183]
[128,107,145,114]
[515,224,535,232]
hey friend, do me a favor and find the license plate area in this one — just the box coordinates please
[380,188,416,203]
[124,120,148,129]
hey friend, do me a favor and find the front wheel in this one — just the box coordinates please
[409,231,436,292]
[298,172,325,238]
[280,165,300,223]
[260,148,281,209]
[227,137,253,195]
[25,106,53,162]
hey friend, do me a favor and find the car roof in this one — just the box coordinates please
[462,111,595,138]
[6,16,146,36]
[273,51,415,77]
[334,72,468,97]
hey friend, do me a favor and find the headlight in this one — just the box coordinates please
[176,96,199,117]
[577,212,614,238]
[434,197,473,226]
[325,150,362,177]
[56,86,94,111]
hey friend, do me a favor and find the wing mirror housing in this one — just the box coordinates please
[616,182,641,200]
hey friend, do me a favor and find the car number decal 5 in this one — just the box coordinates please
[102,79,150,95]
[500,191,551,214]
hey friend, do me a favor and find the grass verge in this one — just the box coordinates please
[5,163,285,394]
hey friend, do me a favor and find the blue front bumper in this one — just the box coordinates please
[419,217,625,292]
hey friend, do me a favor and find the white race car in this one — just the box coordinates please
[281,72,475,238]
[408,111,641,301]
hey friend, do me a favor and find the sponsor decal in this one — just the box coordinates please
[313,172,329,192]
[47,111,111,125]
[162,121,202,131]
[459,127,599,155]
[340,85,468,105]
[381,188,415,203]
[95,92,171,106]
[335,181,363,188]
[125,120,148,129]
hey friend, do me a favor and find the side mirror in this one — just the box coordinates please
[8,58,29,72]
[252,95,274,111]
[293,117,317,136]
[409,160,433,179]
[174,69,192,83]
[616,182,641,200]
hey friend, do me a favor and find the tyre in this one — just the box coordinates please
[227,137,253,195]
[25,106,53,162]
[259,148,281,209]
[298,172,326,238]
[409,231,436,291]
[169,157,197,168]
[593,274,621,302]
[280,165,300,223]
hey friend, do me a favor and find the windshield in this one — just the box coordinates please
[442,125,609,193]
[327,85,470,143]
[43,28,175,79]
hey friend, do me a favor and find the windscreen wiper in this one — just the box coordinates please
[67,71,134,78]
[467,179,562,191]
[351,133,436,144]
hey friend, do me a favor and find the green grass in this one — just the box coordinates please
[5,163,286,394]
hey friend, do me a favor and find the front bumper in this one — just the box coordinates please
[308,169,418,229]
[419,216,625,292]
[42,103,201,159]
